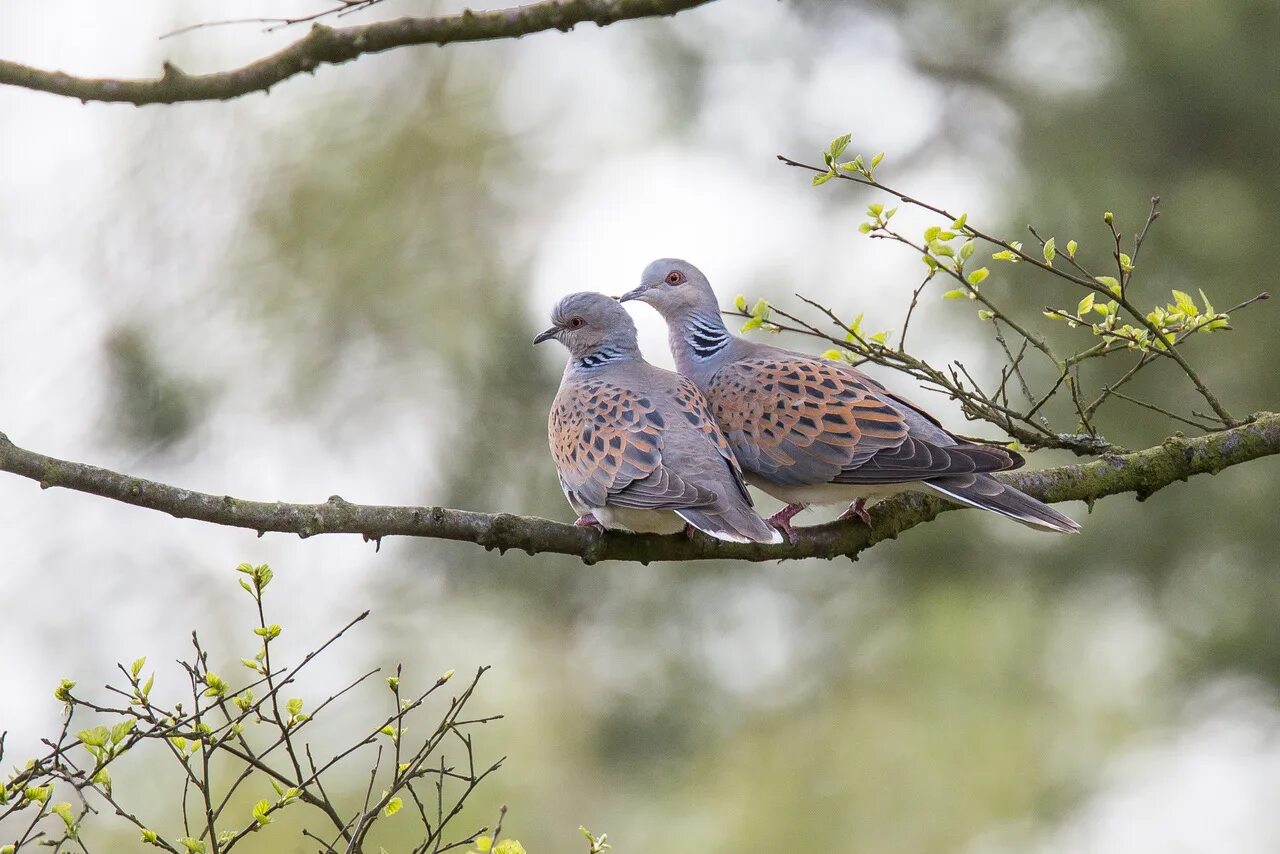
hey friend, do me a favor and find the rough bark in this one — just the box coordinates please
[2,411,1276,563]
[0,0,714,105]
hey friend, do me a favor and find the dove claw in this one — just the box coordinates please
[836,498,872,526]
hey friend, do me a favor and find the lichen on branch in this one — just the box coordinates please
[0,0,715,106]
[2,413,1276,564]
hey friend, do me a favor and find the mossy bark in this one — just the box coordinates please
[3,411,1277,563]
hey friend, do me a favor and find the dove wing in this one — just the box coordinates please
[548,377,717,511]
[705,353,1020,486]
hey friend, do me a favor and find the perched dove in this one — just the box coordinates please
[620,259,1081,541]
[534,291,781,544]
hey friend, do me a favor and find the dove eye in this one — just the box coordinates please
[665,271,685,285]
[567,317,585,329]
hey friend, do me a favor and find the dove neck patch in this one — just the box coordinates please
[576,346,628,370]
[683,313,730,359]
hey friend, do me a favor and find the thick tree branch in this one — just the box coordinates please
[2,413,1278,563]
[0,0,714,105]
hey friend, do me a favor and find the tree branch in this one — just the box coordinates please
[3,413,1278,563]
[0,0,714,106]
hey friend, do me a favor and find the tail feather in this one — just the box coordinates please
[925,474,1081,534]
[677,504,784,544]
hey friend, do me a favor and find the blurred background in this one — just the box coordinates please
[3,0,1280,850]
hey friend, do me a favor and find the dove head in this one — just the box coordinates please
[619,258,722,321]
[533,291,641,365]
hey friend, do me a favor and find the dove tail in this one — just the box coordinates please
[925,474,1081,534]
[677,505,784,544]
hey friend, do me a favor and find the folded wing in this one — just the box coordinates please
[705,354,1021,487]
[549,378,716,511]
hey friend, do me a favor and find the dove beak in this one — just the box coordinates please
[532,326,560,345]
[618,284,649,303]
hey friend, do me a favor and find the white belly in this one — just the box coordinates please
[589,506,688,535]
[744,473,923,508]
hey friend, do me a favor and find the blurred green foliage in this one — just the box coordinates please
[6,1,1280,852]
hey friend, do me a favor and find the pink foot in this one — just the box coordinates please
[574,514,603,529]
[836,498,872,526]
[766,503,806,544]
[683,523,698,540]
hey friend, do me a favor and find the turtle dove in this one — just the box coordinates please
[620,260,1081,542]
[535,291,781,544]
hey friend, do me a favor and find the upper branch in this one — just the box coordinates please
[0,0,714,106]
[3,414,1278,564]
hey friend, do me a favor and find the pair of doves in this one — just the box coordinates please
[534,259,1080,544]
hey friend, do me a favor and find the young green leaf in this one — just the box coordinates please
[967,268,990,285]
[51,802,75,829]
[1172,290,1198,316]
[23,785,52,804]
[1095,276,1122,296]
[1198,289,1215,316]
[828,133,852,159]
[110,720,135,745]
[78,726,109,748]
[1043,237,1056,263]
[203,672,227,697]
[384,797,404,817]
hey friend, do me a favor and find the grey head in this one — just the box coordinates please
[619,258,722,321]
[533,291,641,369]
[620,258,738,387]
